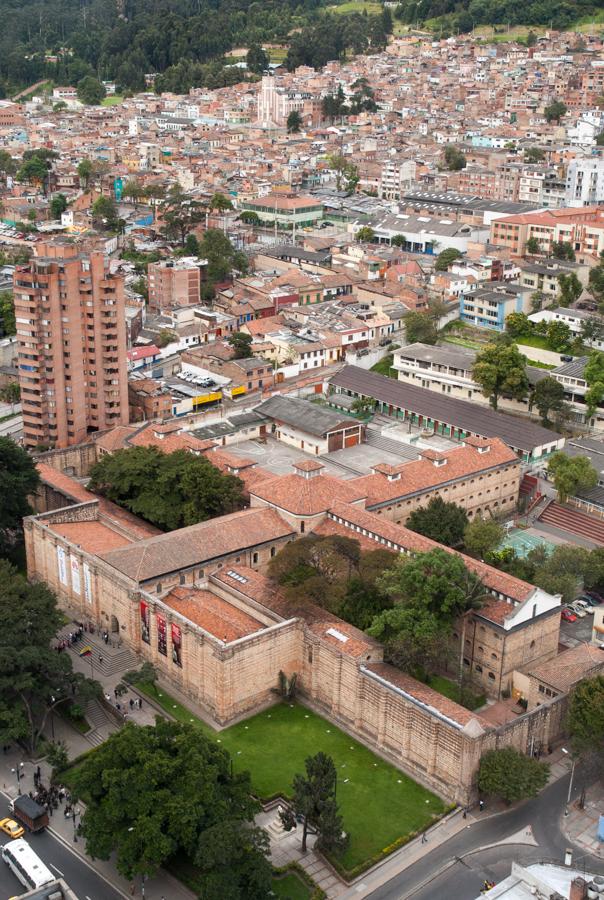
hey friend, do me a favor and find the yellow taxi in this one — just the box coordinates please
[0,817,25,839]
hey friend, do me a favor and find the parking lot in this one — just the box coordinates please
[559,605,596,647]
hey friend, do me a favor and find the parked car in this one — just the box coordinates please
[584,590,604,604]
[578,594,600,607]
[573,599,594,615]
[568,602,587,617]
[561,608,578,623]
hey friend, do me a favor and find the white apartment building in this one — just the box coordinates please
[379,160,417,200]
[565,157,604,207]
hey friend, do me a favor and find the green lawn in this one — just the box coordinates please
[370,354,395,378]
[442,335,482,350]
[427,675,485,712]
[272,872,312,899]
[526,358,556,371]
[138,684,446,872]
[329,0,382,13]
[101,95,123,106]
[514,334,551,351]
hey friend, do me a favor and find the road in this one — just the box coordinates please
[0,792,126,900]
[365,766,604,900]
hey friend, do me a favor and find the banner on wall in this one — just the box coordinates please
[56,546,67,586]
[157,614,167,656]
[83,563,92,604]
[70,557,81,595]
[171,623,182,667]
[140,601,150,644]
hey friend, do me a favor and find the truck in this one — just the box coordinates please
[8,795,49,833]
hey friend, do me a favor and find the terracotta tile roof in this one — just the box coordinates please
[162,585,265,642]
[365,663,489,730]
[99,508,296,583]
[528,642,604,693]
[352,437,518,507]
[326,501,535,603]
[212,566,380,659]
[36,463,159,540]
[94,426,138,452]
[250,472,367,516]
[52,521,134,554]
[127,424,215,455]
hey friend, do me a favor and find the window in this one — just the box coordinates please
[198,569,205,579]
[252,552,258,564]
[475,664,483,673]
[300,522,305,533]
[179,574,185,585]
[491,652,497,660]
[271,547,276,558]
[156,582,162,593]
[488,672,496,680]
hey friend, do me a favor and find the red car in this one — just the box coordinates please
[561,608,577,623]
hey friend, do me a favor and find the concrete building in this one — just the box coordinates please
[254,395,365,455]
[147,258,205,313]
[14,243,129,449]
[459,282,533,331]
[238,194,323,229]
[529,307,604,351]
[565,157,604,207]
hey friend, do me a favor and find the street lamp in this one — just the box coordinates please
[562,747,577,816]
[11,762,24,790]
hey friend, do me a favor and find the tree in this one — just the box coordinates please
[77,158,93,187]
[350,396,374,416]
[0,291,15,335]
[472,343,529,410]
[585,382,604,418]
[209,192,233,212]
[246,44,269,75]
[50,193,68,219]
[407,497,469,547]
[581,317,604,347]
[123,661,157,692]
[92,195,118,230]
[584,349,604,389]
[122,180,145,207]
[356,226,375,243]
[551,241,575,262]
[525,236,540,255]
[404,310,438,345]
[504,312,531,338]
[328,154,359,193]
[478,748,549,804]
[69,719,268,888]
[0,560,100,753]
[161,184,205,246]
[434,247,462,271]
[524,147,545,163]
[558,272,583,307]
[548,452,598,503]
[287,111,302,133]
[443,144,466,171]
[239,211,260,226]
[545,320,572,352]
[0,436,39,557]
[46,740,69,773]
[0,150,16,177]
[228,331,253,359]
[0,382,20,406]
[77,76,106,105]
[269,534,361,610]
[17,156,48,185]
[533,376,566,426]
[391,234,407,247]
[368,604,443,679]
[89,447,245,531]
[463,516,504,560]
[199,229,247,288]
[544,99,567,123]
[290,752,348,855]
[567,675,604,757]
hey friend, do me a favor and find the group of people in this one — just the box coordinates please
[55,624,86,652]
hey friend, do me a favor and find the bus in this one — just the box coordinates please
[2,838,54,890]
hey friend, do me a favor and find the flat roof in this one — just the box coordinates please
[329,366,561,454]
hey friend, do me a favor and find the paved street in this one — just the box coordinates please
[0,790,127,899]
[359,764,604,900]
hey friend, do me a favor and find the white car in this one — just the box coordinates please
[568,602,587,618]
[574,599,594,615]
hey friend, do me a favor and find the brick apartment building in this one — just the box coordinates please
[15,242,129,449]
[147,258,206,313]
[490,206,604,259]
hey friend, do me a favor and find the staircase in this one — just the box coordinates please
[84,700,110,746]
[60,629,138,677]
[537,501,604,546]
[365,426,420,461]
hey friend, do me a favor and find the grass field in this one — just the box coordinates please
[101,95,124,106]
[370,354,395,377]
[269,47,289,63]
[272,872,312,899]
[428,675,485,711]
[442,335,482,350]
[514,334,552,351]
[138,684,446,871]
[329,0,382,13]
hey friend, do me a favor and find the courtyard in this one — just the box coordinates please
[137,685,447,873]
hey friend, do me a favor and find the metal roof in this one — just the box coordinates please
[254,395,360,437]
[329,366,561,454]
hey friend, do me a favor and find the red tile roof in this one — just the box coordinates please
[250,472,367,516]
[162,586,265,642]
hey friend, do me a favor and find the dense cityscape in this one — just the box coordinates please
[0,14,604,900]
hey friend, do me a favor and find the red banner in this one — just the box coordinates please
[171,623,182,667]
[157,614,167,656]
[140,601,150,644]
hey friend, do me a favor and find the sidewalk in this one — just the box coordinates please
[562,780,604,860]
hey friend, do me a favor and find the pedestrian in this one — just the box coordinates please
[479,799,484,812]
[98,656,103,665]
[116,703,121,711]
[129,699,134,710]
[114,687,119,700]
[462,808,467,819]
[36,765,41,780]
[421,832,427,844]
[138,697,143,709]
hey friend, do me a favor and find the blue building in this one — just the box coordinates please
[459,282,533,332]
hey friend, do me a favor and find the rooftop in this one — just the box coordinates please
[162,585,266,642]
[255,395,361,438]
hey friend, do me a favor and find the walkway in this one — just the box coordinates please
[563,780,604,860]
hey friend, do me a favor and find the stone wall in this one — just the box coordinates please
[35,442,100,478]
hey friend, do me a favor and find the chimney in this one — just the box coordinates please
[570,877,587,900]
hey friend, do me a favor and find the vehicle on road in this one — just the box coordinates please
[0,818,24,839]
[9,796,48,833]
[561,608,577,623]
[2,838,54,891]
